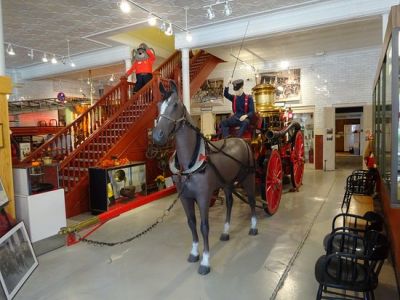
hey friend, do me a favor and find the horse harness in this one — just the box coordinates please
[161,107,255,189]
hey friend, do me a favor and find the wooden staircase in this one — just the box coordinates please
[22,50,224,217]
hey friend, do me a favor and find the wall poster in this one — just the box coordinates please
[191,78,224,107]
[259,69,301,102]
[0,222,38,300]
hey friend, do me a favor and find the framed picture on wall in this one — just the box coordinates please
[0,178,9,208]
[191,78,224,107]
[259,69,301,102]
[0,222,38,300]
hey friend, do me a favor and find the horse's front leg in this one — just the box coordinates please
[180,197,199,263]
[220,187,233,241]
[197,194,211,275]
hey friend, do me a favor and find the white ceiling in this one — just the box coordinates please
[2,0,382,78]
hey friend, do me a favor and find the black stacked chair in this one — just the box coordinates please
[322,211,384,252]
[341,170,376,213]
[315,230,389,299]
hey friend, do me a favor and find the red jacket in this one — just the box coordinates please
[126,49,155,76]
[366,155,376,169]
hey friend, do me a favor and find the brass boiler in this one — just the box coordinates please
[252,83,284,130]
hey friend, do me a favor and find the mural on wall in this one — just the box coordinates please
[191,78,224,107]
[260,69,301,102]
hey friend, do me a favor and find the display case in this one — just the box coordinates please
[13,163,60,195]
[89,161,146,214]
[372,5,400,205]
[13,163,66,243]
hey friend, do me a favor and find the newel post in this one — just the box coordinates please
[120,76,128,103]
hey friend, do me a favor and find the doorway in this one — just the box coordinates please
[335,107,363,170]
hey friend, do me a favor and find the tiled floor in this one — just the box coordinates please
[12,167,399,300]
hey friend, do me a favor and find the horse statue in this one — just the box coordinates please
[152,80,258,275]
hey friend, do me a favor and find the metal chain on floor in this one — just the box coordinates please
[77,197,179,247]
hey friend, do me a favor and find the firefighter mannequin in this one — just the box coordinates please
[221,79,255,138]
[125,43,156,92]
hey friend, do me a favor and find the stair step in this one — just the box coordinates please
[59,175,81,181]
[64,166,89,171]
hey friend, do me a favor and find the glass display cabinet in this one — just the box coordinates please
[373,6,400,206]
[13,163,66,243]
[89,161,146,214]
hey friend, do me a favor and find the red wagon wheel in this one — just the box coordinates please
[263,149,283,215]
[291,130,305,189]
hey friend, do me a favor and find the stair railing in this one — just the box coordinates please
[59,73,162,193]
[22,51,182,164]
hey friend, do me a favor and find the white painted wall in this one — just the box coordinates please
[198,46,380,168]
[9,78,93,101]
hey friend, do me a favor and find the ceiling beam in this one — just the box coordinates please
[175,0,397,49]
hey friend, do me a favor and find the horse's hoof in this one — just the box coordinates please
[198,265,211,275]
[187,254,199,263]
[248,228,258,236]
[220,233,230,241]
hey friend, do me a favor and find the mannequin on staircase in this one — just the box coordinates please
[125,43,156,92]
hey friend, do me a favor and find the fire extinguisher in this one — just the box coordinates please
[309,147,314,163]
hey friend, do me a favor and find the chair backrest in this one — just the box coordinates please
[332,212,383,234]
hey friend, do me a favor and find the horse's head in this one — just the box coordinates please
[152,80,185,145]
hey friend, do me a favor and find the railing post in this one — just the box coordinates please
[153,71,161,102]
[120,76,128,104]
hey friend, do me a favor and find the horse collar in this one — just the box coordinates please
[169,137,207,175]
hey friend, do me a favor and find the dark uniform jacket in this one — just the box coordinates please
[224,87,255,118]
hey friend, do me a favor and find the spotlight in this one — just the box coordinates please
[6,43,15,56]
[160,21,167,32]
[165,23,173,36]
[109,74,115,82]
[186,32,192,42]
[206,7,215,20]
[148,13,157,26]
[42,53,48,62]
[224,1,232,16]
[51,54,58,64]
[280,61,289,69]
[70,60,76,67]
[119,0,131,13]
[27,49,34,59]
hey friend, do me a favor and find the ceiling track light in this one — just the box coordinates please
[206,7,215,20]
[148,13,157,26]
[119,0,131,13]
[224,1,232,16]
[6,43,15,56]
[67,39,76,68]
[27,49,34,59]
[160,21,167,32]
[165,23,173,36]
[51,54,58,64]
[204,0,233,20]
[184,7,192,43]
[42,53,48,62]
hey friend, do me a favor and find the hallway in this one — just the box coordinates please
[13,168,399,300]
